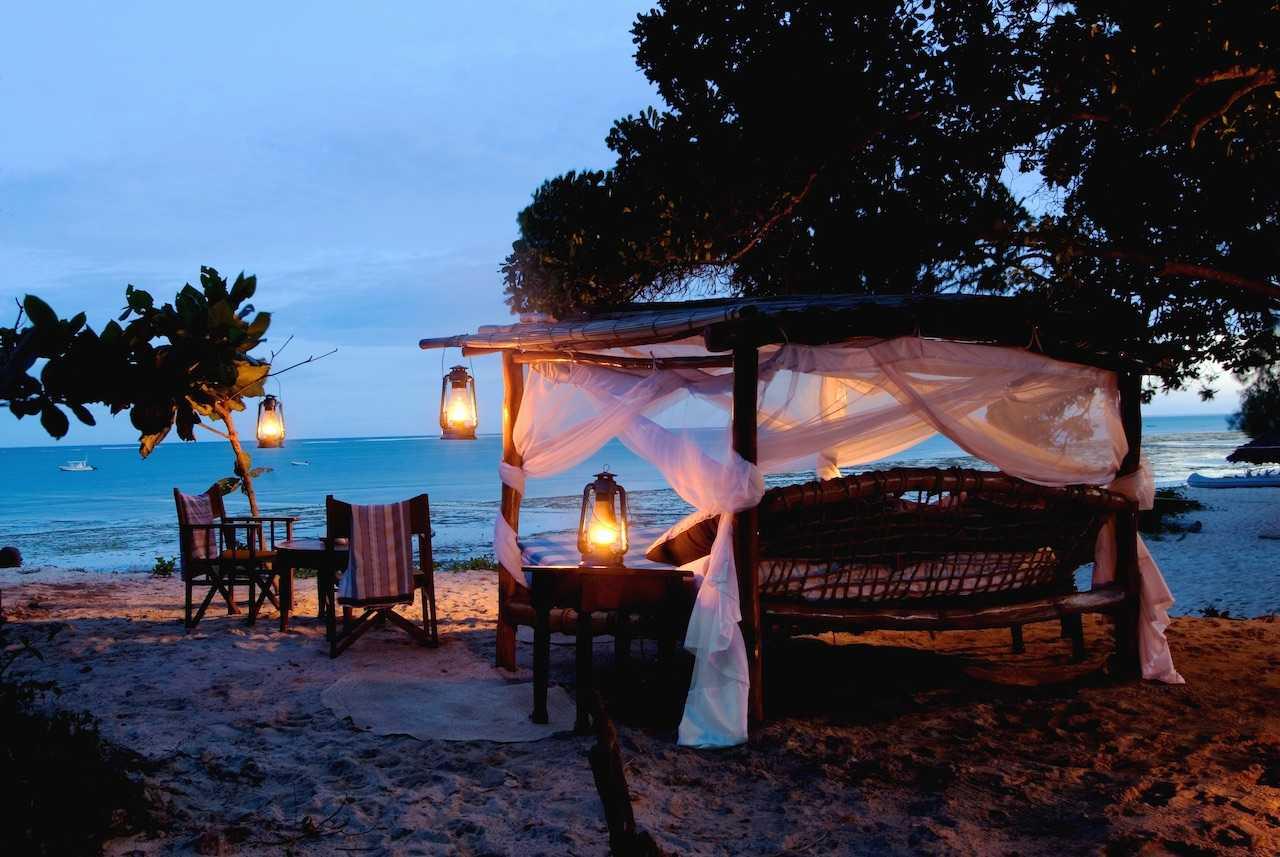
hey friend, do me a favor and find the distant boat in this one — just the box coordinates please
[290,460,311,467]
[1187,470,1280,489]
[58,459,96,472]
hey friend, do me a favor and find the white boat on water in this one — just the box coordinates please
[290,460,311,466]
[1187,470,1280,489]
[58,459,96,472]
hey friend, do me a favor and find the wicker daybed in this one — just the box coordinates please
[755,467,1133,653]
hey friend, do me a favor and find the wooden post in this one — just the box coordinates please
[1113,372,1143,676]
[496,350,525,670]
[732,342,764,723]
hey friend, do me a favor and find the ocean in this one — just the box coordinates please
[0,413,1245,576]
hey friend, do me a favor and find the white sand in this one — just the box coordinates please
[3,486,1279,855]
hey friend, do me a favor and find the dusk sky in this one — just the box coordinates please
[1,2,1236,448]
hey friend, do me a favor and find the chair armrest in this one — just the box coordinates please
[223,515,299,524]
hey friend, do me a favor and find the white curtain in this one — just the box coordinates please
[495,337,1182,749]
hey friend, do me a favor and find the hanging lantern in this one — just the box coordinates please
[578,470,629,566]
[256,394,286,448]
[439,365,478,440]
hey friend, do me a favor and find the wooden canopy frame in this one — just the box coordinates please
[420,294,1148,721]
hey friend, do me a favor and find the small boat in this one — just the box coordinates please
[290,460,311,467]
[1187,470,1280,489]
[58,459,96,472]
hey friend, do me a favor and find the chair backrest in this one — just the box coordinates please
[756,468,1133,605]
[173,487,228,565]
[326,494,432,563]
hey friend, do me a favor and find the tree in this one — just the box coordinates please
[2,268,277,514]
[1229,367,1280,439]
[502,1,1279,395]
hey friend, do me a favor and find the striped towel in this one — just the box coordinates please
[338,501,416,606]
[177,491,217,560]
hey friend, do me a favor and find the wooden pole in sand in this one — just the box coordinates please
[496,350,525,670]
[732,341,764,723]
[1113,372,1143,676]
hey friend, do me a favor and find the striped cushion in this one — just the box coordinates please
[338,501,416,606]
[177,492,217,560]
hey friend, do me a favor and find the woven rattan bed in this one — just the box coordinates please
[754,467,1135,654]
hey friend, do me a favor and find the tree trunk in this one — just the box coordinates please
[218,405,260,516]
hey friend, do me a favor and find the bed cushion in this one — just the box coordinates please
[643,511,721,566]
[759,549,1059,603]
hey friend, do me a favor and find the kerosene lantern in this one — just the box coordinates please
[578,470,629,566]
[439,365,478,440]
[255,394,286,448]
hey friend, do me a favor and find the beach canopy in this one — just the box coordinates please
[421,294,1181,748]
[1227,432,1280,465]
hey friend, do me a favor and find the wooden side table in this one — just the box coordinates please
[525,565,695,733]
[273,538,349,634]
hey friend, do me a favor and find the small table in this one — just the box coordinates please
[274,538,349,634]
[525,564,695,733]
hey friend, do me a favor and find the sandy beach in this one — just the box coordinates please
[4,484,1279,857]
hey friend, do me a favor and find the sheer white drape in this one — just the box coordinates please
[495,337,1182,749]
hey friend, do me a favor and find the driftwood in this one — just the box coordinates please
[588,694,669,857]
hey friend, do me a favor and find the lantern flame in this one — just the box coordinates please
[588,520,618,546]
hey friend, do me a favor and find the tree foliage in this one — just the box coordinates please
[1228,368,1280,439]
[1,267,275,512]
[502,0,1279,393]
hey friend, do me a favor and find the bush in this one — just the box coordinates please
[0,626,156,855]
[150,555,177,577]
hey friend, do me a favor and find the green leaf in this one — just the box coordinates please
[69,403,96,426]
[22,295,58,329]
[39,403,69,438]
[245,311,271,343]
[138,424,171,458]
[233,360,270,398]
[209,477,240,496]
[229,272,257,305]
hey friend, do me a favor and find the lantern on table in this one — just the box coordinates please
[578,470,629,566]
[439,365,478,440]
[255,394,286,448]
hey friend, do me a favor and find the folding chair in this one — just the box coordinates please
[325,494,439,658]
[173,488,294,630]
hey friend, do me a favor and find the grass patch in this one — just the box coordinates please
[437,554,501,572]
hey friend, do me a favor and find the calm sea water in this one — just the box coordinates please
[0,414,1244,575]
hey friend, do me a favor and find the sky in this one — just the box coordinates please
[0,3,1239,448]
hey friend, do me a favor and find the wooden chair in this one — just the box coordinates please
[324,494,439,658]
[173,488,295,630]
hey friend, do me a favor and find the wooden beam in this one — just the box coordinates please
[731,343,764,723]
[510,350,732,371]
[1112,372,1143,677]
[496,350,525,671]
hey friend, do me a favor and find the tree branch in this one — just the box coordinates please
[994,232,1280,302]
[194,421,229,440]
[266,347,338,379]
[1188,69,1277,148]
[1160,65,1273,127]
[724,171,819,266]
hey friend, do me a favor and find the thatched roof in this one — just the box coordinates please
[1226,432,1280,465]
[420,294,1146,371]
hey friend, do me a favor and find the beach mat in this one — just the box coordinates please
[322,673,576,742]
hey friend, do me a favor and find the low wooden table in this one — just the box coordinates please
[274,538,349,634]
[525,564,695,733]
